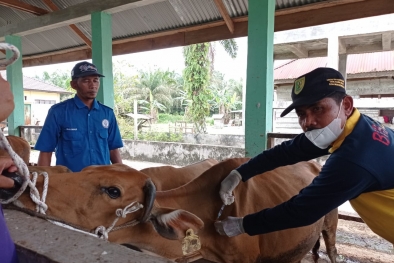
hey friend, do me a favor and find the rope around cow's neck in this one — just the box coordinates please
[94,201,143,240]
[0,130,31,204]
[0,43,49,209]
[0,43,32,204]
[0,130,49,210]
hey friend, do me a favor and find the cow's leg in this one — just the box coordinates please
[311,237,320,263]
[322,209,338,263]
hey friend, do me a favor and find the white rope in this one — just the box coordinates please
[0,131,30,204]
[0,43,20,67]
[28,171,49,214]
[0,42,29,204]
[94,201,143,240]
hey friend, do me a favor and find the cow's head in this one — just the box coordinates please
[11,164,159,234]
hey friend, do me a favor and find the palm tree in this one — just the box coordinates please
[183,39,238,133]
[131,68,178,121]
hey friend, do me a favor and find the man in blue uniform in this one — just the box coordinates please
[215,67,394,245]
[35,61,123,172]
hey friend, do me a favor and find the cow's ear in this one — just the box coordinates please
[150,207,204,240]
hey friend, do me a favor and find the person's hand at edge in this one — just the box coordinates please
[0,157,17,189]
[214,216,245,237]
[219,170,242,205]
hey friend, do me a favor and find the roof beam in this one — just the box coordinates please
[16,0,394,67]
[213,0,234,34]
[0,0,49,15]
[0,0,166,41]
[42,0,92,48]
[287,44,309,58]
[275,0,394,32]
[382,32,392,51]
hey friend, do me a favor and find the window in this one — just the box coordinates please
[34,99,56,104]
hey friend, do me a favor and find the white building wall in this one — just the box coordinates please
[24,91,60,125]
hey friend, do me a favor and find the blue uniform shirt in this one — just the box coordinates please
[238,109,394,243]
[35,96,123,172]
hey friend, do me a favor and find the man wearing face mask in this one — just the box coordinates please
[214,67,394,245]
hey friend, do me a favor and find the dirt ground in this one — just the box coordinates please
[302,219,393,263]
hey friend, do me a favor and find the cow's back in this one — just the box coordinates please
[141,159,219,190]
[230,161,324,262]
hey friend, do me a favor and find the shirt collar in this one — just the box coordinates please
[329,108,361,153]
[73,95,99,110]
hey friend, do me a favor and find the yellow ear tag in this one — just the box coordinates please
[181,229,201,255]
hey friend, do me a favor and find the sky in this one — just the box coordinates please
[22,37,249,85]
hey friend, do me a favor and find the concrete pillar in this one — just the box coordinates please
[5,35,24,136]
[327,35,339,70]
[244,0,275,156]
[91,11,114,108]
[338,54,348,81]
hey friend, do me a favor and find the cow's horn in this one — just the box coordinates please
[140,178,156,223]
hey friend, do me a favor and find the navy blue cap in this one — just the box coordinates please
[280,67,346,117]
[71,61,104,79]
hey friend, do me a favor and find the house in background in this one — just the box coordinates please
[273,51,394,133]
[0,71,72,126]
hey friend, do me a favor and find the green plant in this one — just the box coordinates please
[138,131,183,142]
[183,43,211,134]
[206,117,214,126]
[117,116,134,139]
[157,113,185,123]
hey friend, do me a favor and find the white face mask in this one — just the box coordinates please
[305,101,344,149]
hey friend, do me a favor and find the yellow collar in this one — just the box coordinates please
[329,108,361,153]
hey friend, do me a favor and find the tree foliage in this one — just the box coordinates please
[127,68,178,121]
[35,71,74,101]
[112,61,138,116]
[209,71,242,123]
[183,39,239,133]
[183,43,211,133]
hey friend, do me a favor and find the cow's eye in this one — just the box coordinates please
[104,187,121,199]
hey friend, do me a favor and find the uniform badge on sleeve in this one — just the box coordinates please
[102,119,109,128]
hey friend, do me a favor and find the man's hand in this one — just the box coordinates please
[0,157,17,189]
[219,170,242,205]
[214,216,245,237]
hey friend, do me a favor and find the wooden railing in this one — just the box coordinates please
[267,132,298,149]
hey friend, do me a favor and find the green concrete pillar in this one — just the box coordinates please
[5,35,24,136]
[91,11,114,108]
[244,0,275,156]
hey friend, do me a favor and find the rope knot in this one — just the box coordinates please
[94,226,109,240]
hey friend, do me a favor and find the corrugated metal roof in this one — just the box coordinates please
[275,0,326,10]
[347,51,394,74]
[0,0,331,59]
[274,51,394,80]
[0,71,72,93]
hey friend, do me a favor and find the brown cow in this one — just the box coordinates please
[4,158,337,263]
[0,135,31,165]
[28,165,72,174]
[82,159,218,191]
[140,159,218,190]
